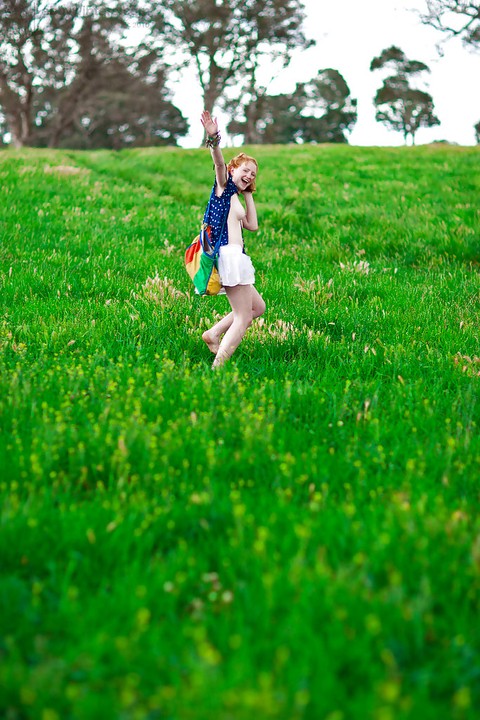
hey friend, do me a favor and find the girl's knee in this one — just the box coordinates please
[233,312,253,330]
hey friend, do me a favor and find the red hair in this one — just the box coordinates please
[227,152,258,192]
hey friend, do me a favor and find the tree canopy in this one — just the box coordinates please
[370,46,440,144]
[0,2,457,148]
[0,0,188,148]
[149,0,314,114]
[420,0,480,48]
[228,69,357,144]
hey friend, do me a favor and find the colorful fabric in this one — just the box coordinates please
[184,225,222,296]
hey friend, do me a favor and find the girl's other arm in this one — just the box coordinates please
[242,191,258,231]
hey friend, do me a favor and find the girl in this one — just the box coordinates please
[200,110,266,369]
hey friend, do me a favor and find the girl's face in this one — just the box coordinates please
[231,161,257,192]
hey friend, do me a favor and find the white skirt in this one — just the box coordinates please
[218,244,255,287]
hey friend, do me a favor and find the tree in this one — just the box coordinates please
[475,120,480,143]
[36,58,189,150]
[370,46,440,144]
[0,108,8,144]
[300,69,358,143]
[373,76,440,145]
[420,1,480,49]
[0,0,119,146]
[0,0,188,148]
[149,0,314,115]
[228,69,357,144]
[228,90,303,144]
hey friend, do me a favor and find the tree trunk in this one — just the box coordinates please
[48,54,98,147]
[48,98,77,148]
[7,111,28,147]
[11,133,24,148]
[244,112,256,144]
[203,84,220,117]
[0,73,31,147]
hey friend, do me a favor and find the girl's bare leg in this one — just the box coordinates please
[203,286,266,355]
[212,285,266,368]
[202,312,233,354]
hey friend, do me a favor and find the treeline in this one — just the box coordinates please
[0,0,478,149]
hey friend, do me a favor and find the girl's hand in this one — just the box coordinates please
[201,110,218,137]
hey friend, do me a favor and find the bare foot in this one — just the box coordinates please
[202,330,220,354]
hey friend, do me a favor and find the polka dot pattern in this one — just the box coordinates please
[204,175,238,248]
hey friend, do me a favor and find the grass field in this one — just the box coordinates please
[0,143,479,720]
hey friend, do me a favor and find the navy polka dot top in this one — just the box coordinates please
[204,174,238,247]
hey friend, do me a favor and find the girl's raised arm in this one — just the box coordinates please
[201,110,227,193]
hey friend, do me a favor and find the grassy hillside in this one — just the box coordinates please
[0,144,479,719]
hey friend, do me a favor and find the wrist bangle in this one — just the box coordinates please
[205,131,221,148]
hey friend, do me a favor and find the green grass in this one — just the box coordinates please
[0,143,479,720]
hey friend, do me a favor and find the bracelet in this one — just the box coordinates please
[205,131,221,148]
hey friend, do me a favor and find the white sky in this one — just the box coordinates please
[172,0,479,147]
